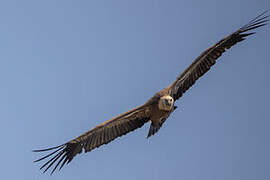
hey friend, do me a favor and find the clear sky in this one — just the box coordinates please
[1,0,270,180]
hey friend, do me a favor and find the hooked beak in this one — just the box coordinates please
[165,99,171,106]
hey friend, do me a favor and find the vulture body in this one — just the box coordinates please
[34,12,269,174]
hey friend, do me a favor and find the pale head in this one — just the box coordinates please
[158,95,174,111]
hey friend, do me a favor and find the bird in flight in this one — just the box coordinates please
[34,11,269,175]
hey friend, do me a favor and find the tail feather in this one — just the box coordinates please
[147,123,161,138]
[147,106,177,138]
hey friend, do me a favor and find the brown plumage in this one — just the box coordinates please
[33,11,269,174]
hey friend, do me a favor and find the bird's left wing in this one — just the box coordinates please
[168,11,269,101]
[33,104,151,174]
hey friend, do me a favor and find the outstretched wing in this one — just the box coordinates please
[33,104,151,174]
[168,11,269,101]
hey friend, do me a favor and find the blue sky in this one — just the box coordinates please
[1,0,270,180]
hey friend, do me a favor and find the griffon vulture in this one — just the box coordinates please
[34,11,269,174]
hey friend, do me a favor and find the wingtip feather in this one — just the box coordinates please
[33,144,65,152]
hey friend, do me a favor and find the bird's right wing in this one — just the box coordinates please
[33,104,151,174]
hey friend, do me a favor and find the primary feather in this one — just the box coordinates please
[168,11,269,100]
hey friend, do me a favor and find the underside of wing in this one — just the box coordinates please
[33,104,151,174]
[168,11,269,101]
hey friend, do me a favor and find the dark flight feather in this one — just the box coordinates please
[33,105,150,174]
[169,11,268,100]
